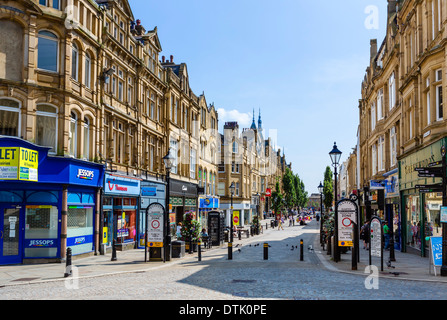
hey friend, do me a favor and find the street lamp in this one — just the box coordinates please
[329,142,342,262]
[163,148,174,262]
[229,182,235,243]
[318,181,324,246]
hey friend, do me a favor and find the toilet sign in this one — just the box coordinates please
[336,199,358,247]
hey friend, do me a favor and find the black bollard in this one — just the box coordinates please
[228,242,232,260]
[300,239,304,261]
[64,247,72,277]
[198,241,202,262]
[264,243,268,260]
[111,239,117,261]
[238,229,241,240]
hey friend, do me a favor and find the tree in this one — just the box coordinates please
[323,166,333,213]
[271,180,283,215]
[282,168,296,212]
[293,174,308,212]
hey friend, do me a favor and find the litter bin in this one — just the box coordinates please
[171,240,185,258]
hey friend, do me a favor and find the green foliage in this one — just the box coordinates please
[180,212,201,242]
[323,166,333,213]
[271,180,283,214]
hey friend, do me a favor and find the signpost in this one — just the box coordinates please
[336,199,358,268]
[145,203,165,262]
[369,216,383,271]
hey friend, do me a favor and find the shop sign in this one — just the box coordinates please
[441,207,447,223]
[25,239,57,248]
[104,173,140,195]
[67,234,93,246]
[76,168,94,180]
[337,199,358,247]
[0,147,38,181]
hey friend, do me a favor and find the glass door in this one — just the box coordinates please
[0,205,22,265]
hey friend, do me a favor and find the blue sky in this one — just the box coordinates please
[129,0,388,194]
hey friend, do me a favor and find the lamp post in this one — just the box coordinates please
[163,148,174,263]
[229,182,235,243]
[318,181,324,246]
[329,142,342,262]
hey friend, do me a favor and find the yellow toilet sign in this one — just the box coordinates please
[0,147,38,181]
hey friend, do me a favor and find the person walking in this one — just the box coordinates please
[360,220,370,250]
[383,220,390,250]
[278,217,284,230]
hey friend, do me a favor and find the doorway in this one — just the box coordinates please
[0,205,22,265]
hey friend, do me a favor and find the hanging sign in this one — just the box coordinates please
[337,199,358,247]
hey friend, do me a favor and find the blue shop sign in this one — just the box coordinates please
[67,234,93,247]
[25,239,58,248]
[141,187,157,196]
[200,197,219,209]
[104,173,141,196]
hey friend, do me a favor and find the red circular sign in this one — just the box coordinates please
[233,216,239,224]
[151,220,160,229]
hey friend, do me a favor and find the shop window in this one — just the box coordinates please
[24,206,58,258]
[36,104,58,153]
[67,206,93,255]
[0,98,20,137]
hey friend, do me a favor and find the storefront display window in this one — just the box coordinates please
[406,195,421,250]
[67,206,93,255]
[425,192,442,237]
[115,210,136,243]
[24,205,58,258]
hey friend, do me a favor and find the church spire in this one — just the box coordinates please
[250,108,257,130]
[258,108,262,130]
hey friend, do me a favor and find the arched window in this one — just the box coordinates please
[38,31,58,72]
[36,104,58,153]
[69,111,78,157]
[85,53,91,88]
[0,98,20,136]
[71,43,79,81]
[83,117,90,160]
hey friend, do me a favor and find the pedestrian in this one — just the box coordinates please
[278,217,284,230]
[383,220,390,250]
[360,220,370,250]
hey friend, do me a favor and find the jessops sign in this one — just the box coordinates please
[0,147,38,181]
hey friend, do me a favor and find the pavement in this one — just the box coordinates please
[0,218,445,289]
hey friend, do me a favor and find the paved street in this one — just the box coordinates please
[2,219,447,301]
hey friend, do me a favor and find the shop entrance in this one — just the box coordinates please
[0,205,22,265]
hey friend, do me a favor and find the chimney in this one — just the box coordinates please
[170,55,174,63]
[370,39,377,62]
[162,56,165,63]
[387,0,398,16]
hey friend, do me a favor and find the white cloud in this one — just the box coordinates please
[217,108,252,128]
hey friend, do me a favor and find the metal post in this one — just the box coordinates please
[228,242,232,260]
[334,166,340,262]
[198,241,202,262]
[64,247,72,277]
[441,145,447,276]
[300,239,304,261]
[352,222,358,270]
[111,239,117,261]
[164,169,171,263]
[264,243,268,260]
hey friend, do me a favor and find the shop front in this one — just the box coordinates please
[0,137,104,265]
[384,169,401,250]
[102,173,141,251]
[138,178,166,248]
[399,138,446,256]
[169,179,198,236]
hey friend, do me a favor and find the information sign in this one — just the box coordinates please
[146,203,165,247]
[370,217,382,258]
[0,147,38,181]
[337,199,358,247]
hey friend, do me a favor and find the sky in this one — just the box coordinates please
[129,0,388,194]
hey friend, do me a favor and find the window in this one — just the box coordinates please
[69,111,77,157]
[85,53,91,88]
[83,117,90,160]
[232,141,238,153]
[0,99,20,137]
[190,149,196,179]
[436,69,443,121]
[52,0,60,10]
[371,144,377,176]
[390,127,397,167]
[235,182,240,196]
[71,43,79,81]
[36,104,57,153]
[170,139,178,174]
[389,72,396,110]
[38,31,58,72]
[377,88,384,120]
[378,136,385,172]
[371,102,376,131]
[218,182,225,196]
